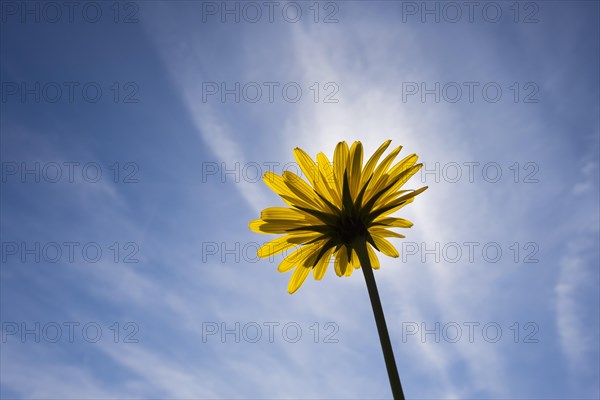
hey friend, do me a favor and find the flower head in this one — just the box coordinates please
[249,140,427,294]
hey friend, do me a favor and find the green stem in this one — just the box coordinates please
[354,238,406,400]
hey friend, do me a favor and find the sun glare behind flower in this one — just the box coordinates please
[249,140,427,294]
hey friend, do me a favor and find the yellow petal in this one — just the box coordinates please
[373,217,413,228]
[278,247,304,272]
[263,172,312,208]
[388,154,419,180]
[379,163,422,205]
[260,207,305,221]
[367,244,381,269]
[288,265,311,294]
[282,171,323,209]
[334,247,349,277]
[364,146,402,202]
[258,233,319,258]
[372,234,400,258]
[294,148,339,208]
[249,219,266,233]
[372,196,414,219]
[312,247,334,280]
[344,250,360,276]
[263,172,292,197]
[377,186,428,213]
[362,140,392,187]
[346,248,360,275]
[316,152,342,206]
[333,141,349,195]
[348,141,363,197]
[257,237,298,258]
[370,228,406,239]
[277,241,322,272]
[250,220,312,234]
[293,147,319,185]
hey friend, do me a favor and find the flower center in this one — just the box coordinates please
[336,213,368,245]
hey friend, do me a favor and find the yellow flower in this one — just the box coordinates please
[249,140,427,294]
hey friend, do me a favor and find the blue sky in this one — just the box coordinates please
[1,1,599,399]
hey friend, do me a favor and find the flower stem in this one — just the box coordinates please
[354,238,406,400]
